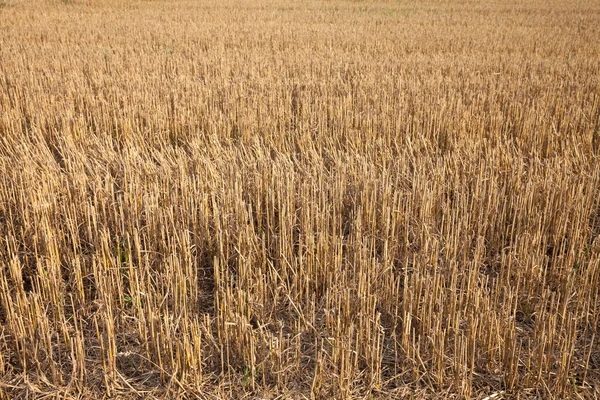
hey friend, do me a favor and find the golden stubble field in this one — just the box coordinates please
[1,0,599,398]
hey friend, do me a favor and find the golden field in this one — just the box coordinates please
[0,0,599,398]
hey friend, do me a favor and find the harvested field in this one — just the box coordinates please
[1,0,600,398]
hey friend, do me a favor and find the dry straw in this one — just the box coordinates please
[0,0,599,398]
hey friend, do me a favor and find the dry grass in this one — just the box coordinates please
[1,0,600,398]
